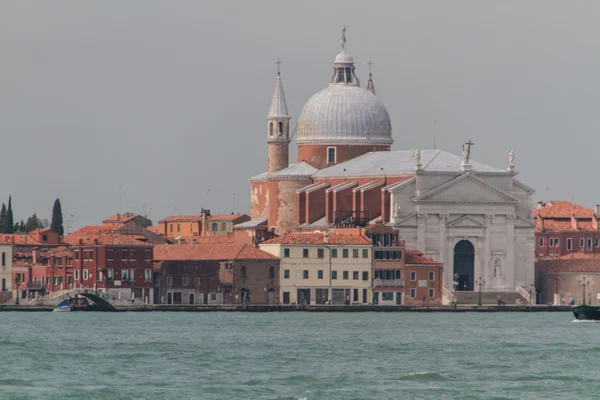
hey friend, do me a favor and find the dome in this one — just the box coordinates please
[334,51,354,65]
[296,83,393,145]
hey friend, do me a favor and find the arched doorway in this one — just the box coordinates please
[454,240,475,291]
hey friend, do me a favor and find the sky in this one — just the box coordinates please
[1,1,599,231]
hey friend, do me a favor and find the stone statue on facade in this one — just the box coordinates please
[393,202,401,218]
[506,149,515,171]
[412,148,422,170]
[341,27,346,51]
[493,259,501,278]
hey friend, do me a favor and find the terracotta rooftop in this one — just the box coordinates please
[153,243,277,261]
[405,250,442,265]
[261,233,371,245]
[63,231,151,247]
[0,233,60,246]
[146,226,162,234]
[158,213,249,223]
[102,213,144,224]
[536,253,600,273]
[172,236,235,245]
[534,201,595,219]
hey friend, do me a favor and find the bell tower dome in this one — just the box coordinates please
[267,64,291,174]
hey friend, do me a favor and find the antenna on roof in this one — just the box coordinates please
[433,134,436,150]
[232,193,236,214]
[118,185,123,215]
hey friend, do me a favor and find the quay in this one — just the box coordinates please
[0,304,573,312]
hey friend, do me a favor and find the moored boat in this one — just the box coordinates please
[53,295,102,312]
[573,305,600,321]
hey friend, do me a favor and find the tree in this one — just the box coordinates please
[24,213,40,232]
[0,203,5,233]
[4,196,14,234]
[50,198,64,236]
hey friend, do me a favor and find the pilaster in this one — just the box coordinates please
[483,214,492,290]
[506,214,516,290]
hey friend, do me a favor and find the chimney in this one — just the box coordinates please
[571,214,579,230]
[594,214,599,231]
[93,238,99,245]
[537,201,544,209]
[595,205,599,215]
[538,216,545,231]
[32,248,39,264]
[323,231,329,244]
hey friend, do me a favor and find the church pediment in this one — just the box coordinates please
[515,215,536,228]
[396,211,418,227]
[447,215,485,228]
[416,172,518,204]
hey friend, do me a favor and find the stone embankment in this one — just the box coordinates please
[0,304,573,312]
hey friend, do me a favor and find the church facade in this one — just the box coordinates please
[247,31,536,294]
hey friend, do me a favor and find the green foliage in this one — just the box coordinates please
[51,198,64,236]
[3,196,14,234]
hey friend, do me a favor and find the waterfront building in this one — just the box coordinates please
[365,224,405,305]
[246,30,535,301]
[259,233,372,305]
[0,244,12,301]
[534,201,600,258]
[157,209,250,240]
[153,243,279,305]
[404,250,444,305]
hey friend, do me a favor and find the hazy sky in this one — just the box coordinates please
[1,1,599,230]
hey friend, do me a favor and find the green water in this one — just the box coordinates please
[0,311,593,399]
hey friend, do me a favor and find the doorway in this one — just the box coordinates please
[297,288,310,305]
[189,293,195,305]
[167,292,173,305]
[453,240,475,291]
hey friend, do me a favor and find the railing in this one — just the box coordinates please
[442,287,455,306]
[372,279,404,287]
[515,285,533,304]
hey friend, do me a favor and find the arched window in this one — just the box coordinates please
[1,252,4,266]
[278,122,283,135]
[269,266,274,279]
[269,122,273,136]
[241,266,246,279]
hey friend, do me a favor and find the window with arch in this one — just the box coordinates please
[1,252,4,266]
[269,266,274,279]
[269,122,273,136]
[241,265,246,279]
[278,121,283,135]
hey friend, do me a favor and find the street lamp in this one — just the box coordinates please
[578,277,588,306]
[476,277,485,306]
[14,275,21,305]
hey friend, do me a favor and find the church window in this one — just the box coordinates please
[539,238,544,247]
[428,271,435,281]
[410,271,416,281]
[410,288,416,298]
[327,147,336,164]
[278,122,283,135]
[269,122,273,136]
[567,238,573,250]
[428,288,435,298]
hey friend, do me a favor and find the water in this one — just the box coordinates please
[0,311,595,399]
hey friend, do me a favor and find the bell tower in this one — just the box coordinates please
[267,62,290,174]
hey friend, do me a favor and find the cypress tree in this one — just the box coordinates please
[0,203,5,233]
[4,196,13,234]
[50,198,64,236]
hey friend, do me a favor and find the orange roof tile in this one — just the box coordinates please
[534,201,594,219]
[405,250,442,265]
[153,243,277,261]
[63,231,151,247]
[172,236,234,245]
[262,233,371,245]
[146,226,162,234]
[102,213,143,224]
[158,213,249,223]
[0,233,57,246]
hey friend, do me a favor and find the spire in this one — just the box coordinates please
[366,60,376,95]
[268,60,289,118]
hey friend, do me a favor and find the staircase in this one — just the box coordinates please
[453,291,528,305]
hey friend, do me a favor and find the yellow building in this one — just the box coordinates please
[157,209,250,240]
[0,244,13,293]
[260,233,372,305]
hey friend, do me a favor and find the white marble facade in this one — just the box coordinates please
[389,168,536,293]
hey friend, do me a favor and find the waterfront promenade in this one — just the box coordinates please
[0,304,573,312]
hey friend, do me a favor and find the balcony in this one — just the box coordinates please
[373,278,404,287]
